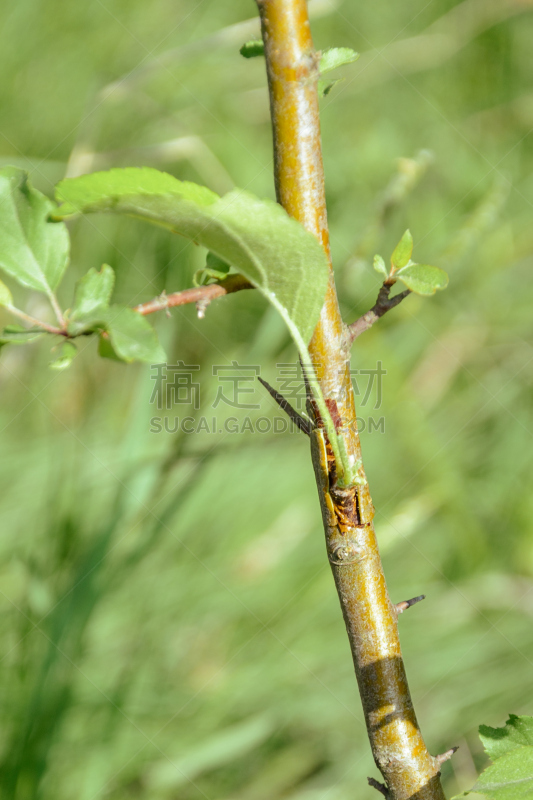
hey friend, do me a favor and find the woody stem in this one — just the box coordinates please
[256,2,447,798]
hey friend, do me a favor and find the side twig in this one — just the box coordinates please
[347,281,410,344]
[134,274,252,316]
[5,305,66,336]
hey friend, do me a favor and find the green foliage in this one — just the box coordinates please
[0,167,69,300]
[391,228,413,269]
[395,263,449,295]
[374,231,448,296]
[55,167,330,349]
[373,254,388,277]
[317,48,358,97]
[456,716,533,799]
[100,307,166,363]
[193,251,231,287]
[70,264,115,323]
[67,262,164,363]
[319,47,359,74]
[56,167,218,215]
[0,163,330,365]
[68,265,166,363]
[318,78,344,98]
[0,325,44,346]
[480,715,533,759]
[240,40,264,58]
[0,278,13,307]
[49,340,77,370]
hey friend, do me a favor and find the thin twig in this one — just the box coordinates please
[347,282,411,344]
[49,292,66,328]
[134,275,252,316]
[6,305,65,336]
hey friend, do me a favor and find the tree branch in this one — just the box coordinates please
[5,305,66,336]
[347,282,411,344]
[256,2,447,798]
[133,274,252,316]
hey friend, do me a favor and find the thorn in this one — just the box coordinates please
[394,594,426,614]
[367,777,389,797]
[435,747,459,765]
[257,376,311,435]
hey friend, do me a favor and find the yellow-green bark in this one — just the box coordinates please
[256,2,447,797]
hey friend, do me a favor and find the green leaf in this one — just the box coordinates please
[0,278,13,307]
[70,264,115,323]
[373,254,388,278]
[0,167,69,298]
[395,263,449,296]
[240,40,264,58]
[193,268,228,287]
[0,325,44,346]
[55,167,217,218]
[391,228,413,269]
[206,251,230,273]
[193,251,231,287]
[102,306,166,364]
[454,716,533,800]
[49,340,77,371]
[55,168,329,348]
[319,47,359,74]
[98,334,123,362]
[480,716,533,761]
[318,78,344,97]
[473,746,533,799]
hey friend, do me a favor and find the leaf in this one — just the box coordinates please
[66,267,165,363]
[0,325,44,346]
[473,746,533,799]
[206,251,230,273]
[55,167,217,218]
[102,306,166,364]
[391,228,413,269]
[49,340,77,371]
[319,47,359,74]
[373,254,388,278]
[193,251,231,287]
[0,279,13,307]
[193,268,228,287]
[480,716,533,762]
[55,168,330,349]
[318,78,344,97]
[454,716,533,800]
[70,264,115,323]
[0,167,69,298]
[395,263,449,296]
[98,334,123,362]
[240,40,264,58]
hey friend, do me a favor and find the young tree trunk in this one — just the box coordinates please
[255,2,448,798]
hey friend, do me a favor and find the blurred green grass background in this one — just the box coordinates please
[0,0,532,797]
